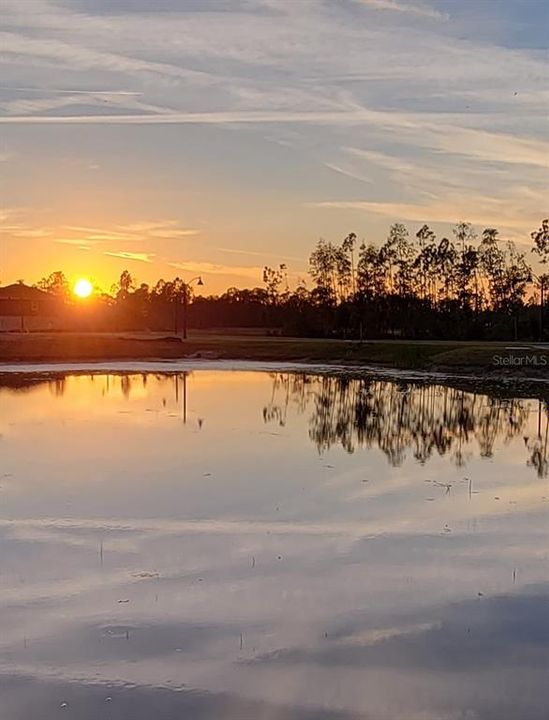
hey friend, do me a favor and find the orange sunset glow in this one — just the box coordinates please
[1,3,548,719]
[2,0,547,294]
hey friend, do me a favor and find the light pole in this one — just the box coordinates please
[173,276,203,339]
[530,271,546,342]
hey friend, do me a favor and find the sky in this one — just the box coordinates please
[1,0,548,293]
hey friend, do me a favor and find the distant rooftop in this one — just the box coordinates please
[0,283,51,300]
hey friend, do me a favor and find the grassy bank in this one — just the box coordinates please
[0,331,547,377]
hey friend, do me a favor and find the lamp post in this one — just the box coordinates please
[530,271,546,342]
[173,276,203,339]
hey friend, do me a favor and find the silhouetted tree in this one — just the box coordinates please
[28,218,548,341]
[36,271,70,299]
[531,219,549,264]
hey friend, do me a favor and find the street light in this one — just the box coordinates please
[530,271,547,342]
[173,276,203,339]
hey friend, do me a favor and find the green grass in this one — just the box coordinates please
[1,332,547,379]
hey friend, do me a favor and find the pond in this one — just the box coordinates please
[0,366,548,719]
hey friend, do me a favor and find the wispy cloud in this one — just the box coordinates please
[104,251,155,263]
[0,30,214,86]
[1,86,141,95]
[149,228,199,239]
[8,227,52,238]
[354,0,447,20]
[322,161,374,185]
[112,220,199,238]
[311,141,548,241]
[0,90,172,117]
[62,221,197,243]
[168,260,264,281]
[0,109,388,125]
[309,198,540,240]
[216,247,306,264]
[2,107,547,176]
[55,238,99,247]
[1,0,547,284]
[66,225,123,234]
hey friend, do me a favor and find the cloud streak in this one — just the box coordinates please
[0,109,395,125]
[104,251,155,263]
[1,0,547,284]
[309,199,540,238]
[355,0,447,20]
[169,260,264,282]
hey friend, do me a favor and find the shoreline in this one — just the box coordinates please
[1,332,547,386]
[1,359,548,403]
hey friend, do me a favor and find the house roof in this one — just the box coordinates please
[0,283,51,300]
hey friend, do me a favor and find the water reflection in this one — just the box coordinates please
[3,370,547,476]
[264,373,548,477]
[1,371,197,423]
[1,368,548,720]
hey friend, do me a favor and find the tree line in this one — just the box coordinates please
[33,219,549,340]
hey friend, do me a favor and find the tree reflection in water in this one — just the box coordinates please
[527,399,549,478]
[0,370,546,478]
[264,373,548,477]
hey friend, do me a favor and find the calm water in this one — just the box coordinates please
[1,367,548,720]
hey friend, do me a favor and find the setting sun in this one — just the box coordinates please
[73,278,93,298]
